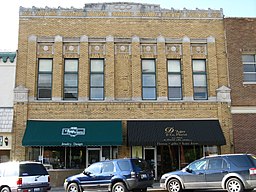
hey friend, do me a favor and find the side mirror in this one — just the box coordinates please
[185,168,192,173]
[83,171,91,176]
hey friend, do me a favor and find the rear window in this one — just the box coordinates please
[131,159,151,172]
[117,160,132,171]
[249,155,256,166]
[227,155,253,167]
[20,163,48,176]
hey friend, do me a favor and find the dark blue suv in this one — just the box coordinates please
[64,158,154,192]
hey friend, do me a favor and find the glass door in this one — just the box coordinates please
[87,148,101,167]
[144,147,157,179]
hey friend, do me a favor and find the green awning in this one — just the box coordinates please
[22,120,122,147]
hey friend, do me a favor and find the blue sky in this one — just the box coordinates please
[0,0,255,51]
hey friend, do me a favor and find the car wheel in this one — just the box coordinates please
[67,183,80,192]
[1,187,11,192]
[112,182,128,192]
[167,179,182,192]
[226,178,244,192]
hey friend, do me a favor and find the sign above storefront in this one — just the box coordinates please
[127,120,226,146]
[62,127,86,137]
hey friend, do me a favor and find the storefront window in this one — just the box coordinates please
[28,146,118,169]
[203,145,218,156]
[132,146,143,158]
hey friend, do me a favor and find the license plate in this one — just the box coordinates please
[34,188,40,192]
[141,174,147,179]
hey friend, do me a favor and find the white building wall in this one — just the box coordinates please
[0,57,16,107]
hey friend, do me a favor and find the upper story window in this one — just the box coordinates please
[37,59,52,100]
[90,59,104,100]
[168,60,182,100]
[192,60,208,100]
[242,54,256,83]
[142,59,156,100]
[64,59,78,100]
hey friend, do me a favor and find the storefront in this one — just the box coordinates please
[127,120,226,179]
[22,120,122,169]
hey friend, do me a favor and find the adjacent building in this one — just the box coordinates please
[225,18,256,154]
[13,2,232,180]
[0,51,16,162]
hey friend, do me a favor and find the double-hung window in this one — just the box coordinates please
[242,54,256,83]
[192,60,208,100]
[142,59,156,100]
[90,59,104,100]
[37,59,52,99]
[64,59,78,100]
[168,60,182,100]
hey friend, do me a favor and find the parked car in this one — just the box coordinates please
[160,154,256,192]
[64,158,154,192]
[0,161,51,192]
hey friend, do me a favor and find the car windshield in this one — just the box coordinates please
[20,163,48,176]
[132,159,151,172]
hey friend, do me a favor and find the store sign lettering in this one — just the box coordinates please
[62,127,86,137]
[165,127,188,137]
[163,127,191,143]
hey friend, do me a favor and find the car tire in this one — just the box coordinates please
[167,179,182,192]
[1,187,11,192]
[66,183,80,192]
[112,182,128,192]
[226,178,244,192]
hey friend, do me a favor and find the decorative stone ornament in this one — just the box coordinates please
[14,85,29,103]
[216,86,231,103]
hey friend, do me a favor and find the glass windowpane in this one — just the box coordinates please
[194,74,206,86]
[39,59,52,72]
[143,88,156,99]
[142,74,156,86]
[65,60,78,72]
[168,87,182,99]
[90,88,104,100]
[142,60,155,72]
[64,74,78,87]
[168,74,181,86]
[38,74,51,87]
[242,55,255,62]
[168,60,180,72]
[91,60,104,72]
[38,88,51,99]
[91,74,104,86]
[64,88,78,99]
[194,87,207,99]
[244,64,256,72]
[244,73,256,82]
[193,60,205,72]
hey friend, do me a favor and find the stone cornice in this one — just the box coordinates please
[19,3,223,19]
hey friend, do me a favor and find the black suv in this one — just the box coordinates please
[160,154,256,192]
[64,158,154,192]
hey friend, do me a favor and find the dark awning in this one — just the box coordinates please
[23,120,122,147]
[127,120,226,146]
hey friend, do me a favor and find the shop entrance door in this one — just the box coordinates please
[144,147,157,179]
[87,148,101,167]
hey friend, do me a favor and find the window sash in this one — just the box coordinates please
[64,59,78,100]
[90,59,104,100]
[193,60,207,100]
[37,59,52,99]
[142,60,156,100]
[243,55,256,82]
[168,60,182,100]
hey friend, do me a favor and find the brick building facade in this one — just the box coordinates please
[225,18,256,154]
[13,3,232,181]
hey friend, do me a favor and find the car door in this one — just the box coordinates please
[98,162,115,190]
[79,162,103,191]
[182,159,207,189]
[205,158,229,188]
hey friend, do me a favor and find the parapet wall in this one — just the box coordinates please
[19,2,223,19]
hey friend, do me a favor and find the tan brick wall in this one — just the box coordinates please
[13,4,232,160]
